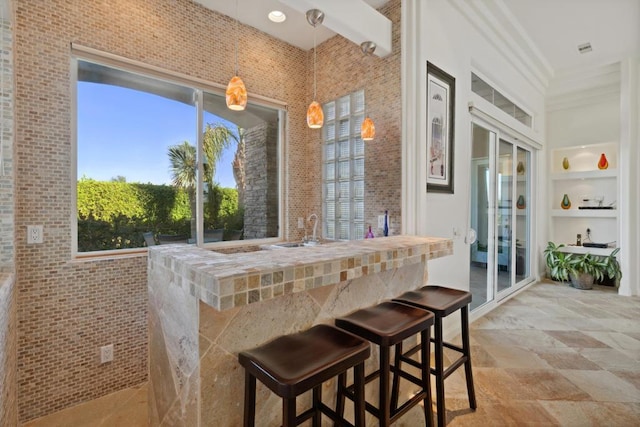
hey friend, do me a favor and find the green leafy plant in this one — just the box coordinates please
[603,247,622,285]
[544,241,623,288]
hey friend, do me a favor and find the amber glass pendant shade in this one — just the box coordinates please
[226,75,247,111]
[361,117,375,141]
[307,101,324,129]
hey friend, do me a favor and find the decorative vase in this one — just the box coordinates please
[561,194,571,210]
[517,161,525,175]
[562,157,569,170]
[598,153,609,170]
[516,195,525,209]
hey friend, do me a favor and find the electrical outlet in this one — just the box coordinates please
[100,344,114,363]
[27,225,43,244]
[297,217,304,229]
[378,215,385,229]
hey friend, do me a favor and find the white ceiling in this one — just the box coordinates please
[194,0,389,51]
[197,0,639,85]
[500,0,640,74]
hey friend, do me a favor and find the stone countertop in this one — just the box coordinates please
[148,235,452,311]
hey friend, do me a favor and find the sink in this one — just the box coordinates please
[261,241,321,250]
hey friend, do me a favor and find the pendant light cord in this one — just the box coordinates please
[313,27,317,100]
[234,0,239,76]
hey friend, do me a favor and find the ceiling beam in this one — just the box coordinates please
[279,0,392,57]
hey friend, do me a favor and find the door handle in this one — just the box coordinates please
[466,228,477,245]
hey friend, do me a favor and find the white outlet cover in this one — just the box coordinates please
[100,344,114,363]
[27,225,43,244]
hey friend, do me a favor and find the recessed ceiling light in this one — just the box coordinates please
[578,42,592,54]
[268,10,286,23]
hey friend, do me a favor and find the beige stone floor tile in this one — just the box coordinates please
[532,348,602,370]
[578,348,640,371]
[481,345,553,369]
[559,370,640,402]
[581,331,640,358]
[544,330,610,349]
[447,398,558,426]
[506,368,591,401]
[540,401,640,426]
[611,370,640,391]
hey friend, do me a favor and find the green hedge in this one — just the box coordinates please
[77,178,240,251]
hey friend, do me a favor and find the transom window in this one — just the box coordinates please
[471,73,532,128]
[74,56,283,254]
[322,90,365,240]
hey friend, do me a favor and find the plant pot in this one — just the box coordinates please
[570,272,594,290]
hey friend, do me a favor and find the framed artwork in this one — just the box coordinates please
[426,62,455,193]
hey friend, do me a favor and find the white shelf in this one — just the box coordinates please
[558,245,617,257]
[551,209,617,218]
[551,169,617,180]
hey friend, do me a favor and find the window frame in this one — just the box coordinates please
[71,46,286,258]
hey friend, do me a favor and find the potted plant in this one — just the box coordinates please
[568,252,605,290]
[544,242,623,290]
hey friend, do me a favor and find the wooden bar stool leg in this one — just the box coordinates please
[390,341,403,412]
[244,371,256,427]
[461,306,477,409]
[354,362,366,427]
[335,372,347,425]
[420,329,434,427]
[379,345,391,426]
[283,397,297,427]
[434,316,446,427]
[313,385,322,426]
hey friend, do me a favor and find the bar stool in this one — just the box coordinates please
[393,285,476,426]
[335,301,435,426]
[238,324,370,427]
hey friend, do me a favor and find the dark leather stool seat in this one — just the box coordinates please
[394,285,476,426]
[238,324,370,427]
[335,301,435,426]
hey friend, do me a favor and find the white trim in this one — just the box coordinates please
[468,100,542,150]
[401,0,423,235]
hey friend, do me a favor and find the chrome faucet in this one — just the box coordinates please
[307,213,319,244]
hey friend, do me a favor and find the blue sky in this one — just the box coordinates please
[77,82,238,188]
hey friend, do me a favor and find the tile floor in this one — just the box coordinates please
[22,280,640,426]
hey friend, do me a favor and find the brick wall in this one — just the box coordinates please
[0,10,17,426]
[14,0,308,421]
[312,0,403,238]
[13,0,401,421]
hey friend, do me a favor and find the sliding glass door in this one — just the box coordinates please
[469,121,534,310]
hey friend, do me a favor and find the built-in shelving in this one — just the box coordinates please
[548,142,618,251]
[550,209,617,218]
[558,245,616,257]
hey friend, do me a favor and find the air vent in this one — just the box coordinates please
[578,42,592,54]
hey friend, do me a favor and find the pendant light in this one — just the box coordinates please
[226,0,247,111]
[360,41,376,141]
[306,9,325,129]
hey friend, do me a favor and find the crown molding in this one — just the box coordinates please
[546,62,621,111]
[451,0,552,94]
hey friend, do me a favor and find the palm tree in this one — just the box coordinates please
[168,141,197,238]
[168,124,238,238]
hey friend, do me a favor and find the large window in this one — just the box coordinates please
[322,91,365,240]
[75,57,283,254]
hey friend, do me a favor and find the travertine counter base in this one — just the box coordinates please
[147,235,452,426]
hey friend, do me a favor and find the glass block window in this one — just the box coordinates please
[323,90,365,240]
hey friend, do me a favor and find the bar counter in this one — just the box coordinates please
[147,235,452,426]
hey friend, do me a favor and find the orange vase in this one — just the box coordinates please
[598,153,609,170]
[561,194,571,210]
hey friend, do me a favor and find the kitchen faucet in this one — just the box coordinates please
[307,213,319,244]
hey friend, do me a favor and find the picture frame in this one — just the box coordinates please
[426,62,455,193]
